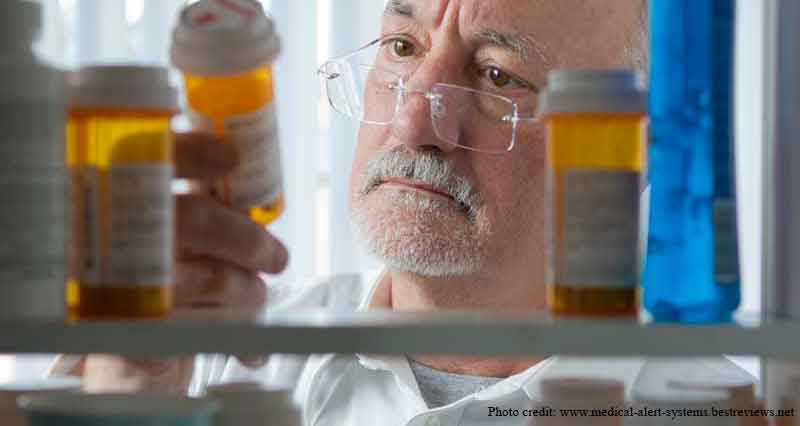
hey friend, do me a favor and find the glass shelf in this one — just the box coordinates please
[0,309,789,357]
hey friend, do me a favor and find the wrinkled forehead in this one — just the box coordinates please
[383,0,644,69]
[384,0,549,33]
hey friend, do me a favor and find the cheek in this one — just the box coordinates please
[477,127,547,232]
[489,158,545,215]
[349,124,392,201]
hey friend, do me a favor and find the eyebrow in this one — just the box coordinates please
[385,0,414,18]
[475,29,550,64]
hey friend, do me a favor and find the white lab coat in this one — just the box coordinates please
[212,271,756,426]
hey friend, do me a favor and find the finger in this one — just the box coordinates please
[174,132,238,179]
[177,195,289,274]
[174,257,268,309]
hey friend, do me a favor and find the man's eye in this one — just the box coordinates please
[484,67,519,89]
[391,39,416,58]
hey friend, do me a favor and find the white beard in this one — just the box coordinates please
[351,188,488,278]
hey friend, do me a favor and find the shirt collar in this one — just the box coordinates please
[354,269,553,405]
[355,270,424,404]
[353,272,648,406]
[358,269,391,311]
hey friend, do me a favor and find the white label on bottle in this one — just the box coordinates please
[557,170,641,288]
[222,105,283,208]
[0,99,67,285]
[188,105,283,209]
[71,167,102,285]
[713,199,739,284]
[0,170,67,256]
[105,165,173,287]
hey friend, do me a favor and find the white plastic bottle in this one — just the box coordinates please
[0,0,66,319]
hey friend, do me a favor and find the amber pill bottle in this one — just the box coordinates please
[66,66,178,319]
[171,0,284,225]
[539,70,648,317]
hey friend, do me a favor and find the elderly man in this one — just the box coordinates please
[64,0,754,424]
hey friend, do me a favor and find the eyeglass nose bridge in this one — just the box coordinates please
[394,86,447,119]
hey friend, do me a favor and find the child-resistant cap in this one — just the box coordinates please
[66,65,179,112]
[538,69,647,115]
[170,0,281,76]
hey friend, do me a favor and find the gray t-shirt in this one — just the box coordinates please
[408,358,503,409]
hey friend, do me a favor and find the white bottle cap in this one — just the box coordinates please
[66,65,179,112]
[538,69,647,115]
[170,0,281,76]
[0,0,42,50]
[207,382,300,426]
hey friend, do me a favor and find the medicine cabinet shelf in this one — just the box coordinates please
[0,309,791,357]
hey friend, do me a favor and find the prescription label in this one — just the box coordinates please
[188,105,283,209]
[556,170,641,288]
[223,104,282,208]
[106,165,173,286]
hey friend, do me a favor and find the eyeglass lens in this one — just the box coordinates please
[323,60,518,153]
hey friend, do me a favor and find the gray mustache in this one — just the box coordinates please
[360,148,483,220]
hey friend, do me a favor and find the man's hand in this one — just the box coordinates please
[73,132,288,392]
[173,132,288,309]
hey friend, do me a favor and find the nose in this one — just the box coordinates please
[390,69,459,154]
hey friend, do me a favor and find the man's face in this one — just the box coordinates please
[349,0,644,278]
